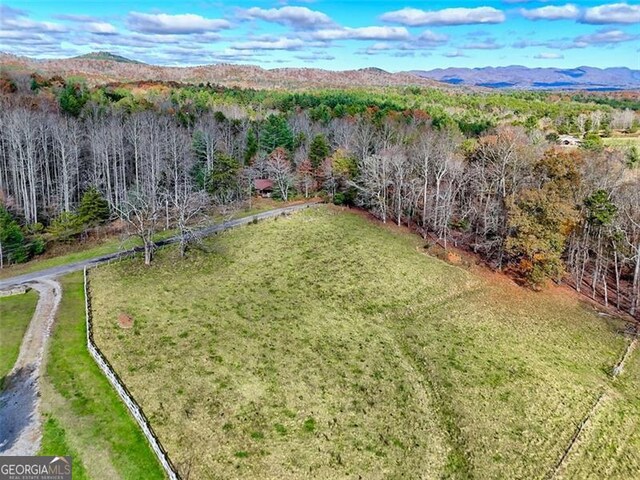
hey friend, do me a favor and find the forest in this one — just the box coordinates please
[0,73,639,318]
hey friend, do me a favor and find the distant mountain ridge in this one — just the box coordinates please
[0,52,444,90]
[410,66,640,91]
[73,51,145,64]
[2,52,637,91]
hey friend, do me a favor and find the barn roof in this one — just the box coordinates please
[254,179,274,191]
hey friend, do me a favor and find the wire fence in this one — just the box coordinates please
[84,266,181,480]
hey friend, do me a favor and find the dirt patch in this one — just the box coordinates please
[117,312,134,329]
[446,251,462,264]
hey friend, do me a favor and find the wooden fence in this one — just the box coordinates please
[84,266,180,480]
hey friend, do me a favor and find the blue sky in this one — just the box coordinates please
[1,1,638,70]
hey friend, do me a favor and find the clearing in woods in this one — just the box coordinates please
[89,206,640,479]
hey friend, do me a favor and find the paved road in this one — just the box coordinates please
[0,202,319,289]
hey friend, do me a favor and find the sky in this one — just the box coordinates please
[1,1,638,70]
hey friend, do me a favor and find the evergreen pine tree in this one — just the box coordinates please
[78,187,110,227]
[244,129,258,164]
[260,115,294,153]
[309,134,330,169]
[0,206,28,265]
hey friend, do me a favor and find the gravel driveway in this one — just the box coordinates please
[0,279,61,455]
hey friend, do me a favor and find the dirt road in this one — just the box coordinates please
[0,279,62,455]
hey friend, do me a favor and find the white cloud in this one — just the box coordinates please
[238,6,334,29]
[295,53,335,62]
[520,4,580,20]
[126,12,231,34]
[575,28,638,44]
[380,7,505,26]
[519,3,640,23]
[3,18,67,33]
[311,26,410,41]
[367,42,393,51]
[232,38,305,50]
[55,14,99,22]
[85,22,118,35]
[581,3,640,24]
[418,30,449,44]
[534,52,564,59]
[0,5,27,19]
[462,39,503,49]
[444,50,468,57]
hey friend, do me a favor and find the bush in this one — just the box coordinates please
[581,132,604,151]
[30,236,46,256]
[332,192,346,205]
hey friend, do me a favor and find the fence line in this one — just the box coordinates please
[84,266,181,480]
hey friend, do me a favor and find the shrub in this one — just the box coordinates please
[47,212,83,243]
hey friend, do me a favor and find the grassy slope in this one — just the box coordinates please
[89,206,636,479]
[0,289,38,388]
[38,271,164,480]
[559,344,640,479]
[603,137,640,148]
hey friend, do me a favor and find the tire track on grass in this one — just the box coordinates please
[395,333,474,479]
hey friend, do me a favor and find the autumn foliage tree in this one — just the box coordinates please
[296,160,315,198]
[506,150,581,287]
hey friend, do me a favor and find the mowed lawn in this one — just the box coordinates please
[38,272,164,479]
[89,206,639,479]
[0,289,38,389]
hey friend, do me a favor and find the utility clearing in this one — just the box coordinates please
[89,206,640,479]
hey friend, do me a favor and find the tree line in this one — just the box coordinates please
[0,86,638,318]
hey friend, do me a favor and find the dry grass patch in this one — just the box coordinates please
[90,206,632,479]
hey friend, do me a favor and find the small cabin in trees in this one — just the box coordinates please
[254,179,274,197]
[557,134,581,147]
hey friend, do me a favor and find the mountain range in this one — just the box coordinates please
[410,66,640,91]
[0,53,441,90]
[1,52,638,91]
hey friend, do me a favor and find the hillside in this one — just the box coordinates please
[410,66,640,91]
[73,51,144,64]
[89,206,639,479]
[0,53,444,90]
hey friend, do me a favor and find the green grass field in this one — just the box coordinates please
[603,136,640,149]
[89,206,639,479]
[0,289,38,389]
[38,272,165,479]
